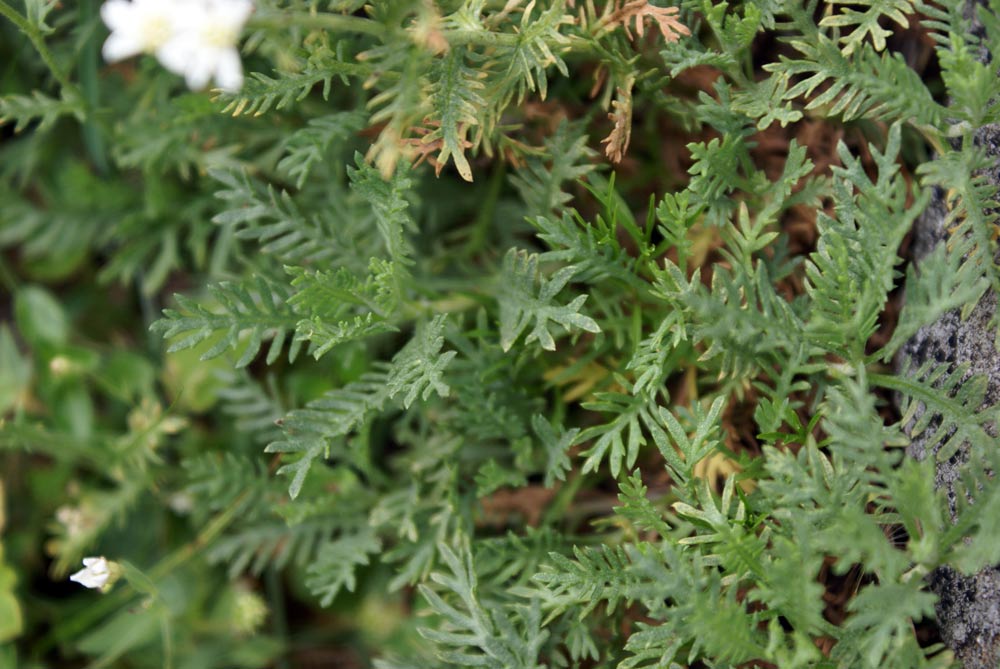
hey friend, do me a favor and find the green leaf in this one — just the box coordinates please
[531,414,576,488]
[650,397,726,486]
[426,50,485,182]
[509,120,596,214]
[952,473,1000,574]
[803,123,925,359]
[730,73,802,129]
[768,34,943,127]
[218,60,368,117]
[615,473,673,538]
[348,155,417,267]
[277,111,367,188]
[384,314,457,409]
[15,285,68,346]
[820,0,916,55]
[306,527,382,607]
[0,89,84,133]
[498,249,600,352]
[151,276,299,368]
[287,261,400,359]
[266,376,384,499]
[840,582,936,669]
[418,543,548,668]
[578,385,659,478]
[208,519,338,577]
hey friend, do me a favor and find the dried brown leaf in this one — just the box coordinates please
[602,86,633,163]
[604,0,690,42]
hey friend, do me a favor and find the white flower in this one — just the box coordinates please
[100,0,253,93]
[100,0,186,63]
[156,0,254,92]
[69,556,113,590]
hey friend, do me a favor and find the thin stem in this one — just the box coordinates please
[78,0,109,175]
[249,10,387,40]
[0,0,76,93]
[447,28,596,56]
[541,470,587,527]
[463,161,506,257]
[266,568,291,669]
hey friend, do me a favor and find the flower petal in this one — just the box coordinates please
[69,557,110,589]
[183,54,216,90]
[212,48,243,92]
[102,32,143,62]
[156,38,192,75]
[99,0,133,32]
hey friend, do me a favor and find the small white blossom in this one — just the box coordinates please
[69,557,113,590]
[100,0,186,63]
[158,0,253,92]
[101,0,253,93]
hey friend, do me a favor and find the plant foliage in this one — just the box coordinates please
[3,0,1000,668]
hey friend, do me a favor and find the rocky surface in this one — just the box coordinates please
[897,98,1000,669]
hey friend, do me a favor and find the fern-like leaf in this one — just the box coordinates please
[531,414,576,488]
[151,276,299,367]
[383,314,457,409]
[497,249,601,352]
[211,169,371,267]
[418,543,548,669]
[0,89,84,133]
[266,373,386,498]
[306,527,382,607]
[218,54,367,117]
[287,262,399,359]
[882,243,989,359]
[820,0,916,55]
[267,317,456,496]
[425,50,485,182]
[277,111,367,188]
[803,124,926,359]
[207,519,336,578]
[649,397,726,487]
[875,362,995,465]
[347,154,417,267]
[768,35,943,128]
[578,383,660,478]
[509,120,596,214]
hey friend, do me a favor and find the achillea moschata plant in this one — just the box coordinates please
[2,1,1000,668]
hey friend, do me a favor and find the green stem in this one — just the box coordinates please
[148,490,250,580]
[447,28,596,56]
[249,10,388,40]
[78,0,109,175]
[0,0,76,93]
[265,568,291,669]
[463,161,506,257]
[541,470,587,527]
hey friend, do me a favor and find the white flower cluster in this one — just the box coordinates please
[100,0,253,92]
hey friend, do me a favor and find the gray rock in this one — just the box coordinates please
[897,41,1000,669]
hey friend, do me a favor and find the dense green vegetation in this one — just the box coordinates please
[3,1,1000,667]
